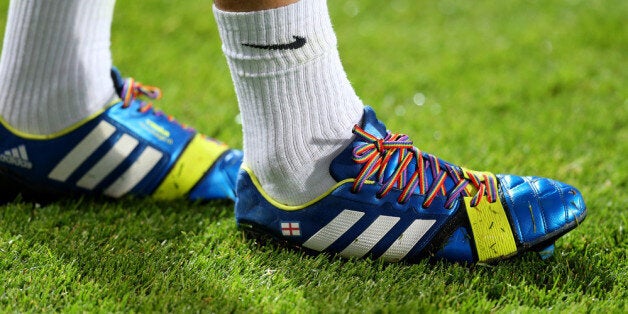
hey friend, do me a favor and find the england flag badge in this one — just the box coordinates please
[280,222,301,236]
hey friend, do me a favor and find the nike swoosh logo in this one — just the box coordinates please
[242,36,307,50]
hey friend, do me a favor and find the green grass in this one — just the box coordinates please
[0,0,626,312]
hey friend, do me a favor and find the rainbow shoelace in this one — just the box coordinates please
[119,78,191,130]
[351,125,498,209]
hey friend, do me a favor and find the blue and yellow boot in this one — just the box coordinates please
[0,68,242,202]
[235,107,586,263]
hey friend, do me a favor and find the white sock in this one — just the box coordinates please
[214,0,364,205]
[0,0,116,135]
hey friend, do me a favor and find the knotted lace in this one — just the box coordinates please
[120,77,191,129]
[351,125,498,209]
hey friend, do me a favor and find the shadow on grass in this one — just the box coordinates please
[235,232,619,309]
[0,191,242,310]
[0,187,618,310]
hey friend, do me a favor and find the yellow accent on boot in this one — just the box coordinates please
[240,166,365,211]
[0,98,119,140]
[152,134,228,200]
[464,193,518,262]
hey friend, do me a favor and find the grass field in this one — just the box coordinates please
[1,0,626,312]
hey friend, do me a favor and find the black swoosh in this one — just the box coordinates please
[242,36,306,50]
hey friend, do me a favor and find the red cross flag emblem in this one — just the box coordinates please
[281,222,301,236]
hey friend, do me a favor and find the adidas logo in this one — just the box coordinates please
[0,144,33,169]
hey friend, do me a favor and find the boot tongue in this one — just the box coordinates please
[360,106,388,138]
[110,67,125,96]
[330,106,393,181]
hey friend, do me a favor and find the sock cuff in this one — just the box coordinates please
[213,0,337,76]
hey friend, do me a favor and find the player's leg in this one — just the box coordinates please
[0,0,241,202]
[214,0,363,205]
[214,0,298,12]
[214,0,587,263]
[0,0,115,135]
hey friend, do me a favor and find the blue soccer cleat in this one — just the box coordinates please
[0,68,242,202]
[235,106,586,263]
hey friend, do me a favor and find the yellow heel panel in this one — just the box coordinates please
[152,134,228,200]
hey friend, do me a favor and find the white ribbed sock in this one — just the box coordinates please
[0,0,116,135]
[214,0,364,205]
